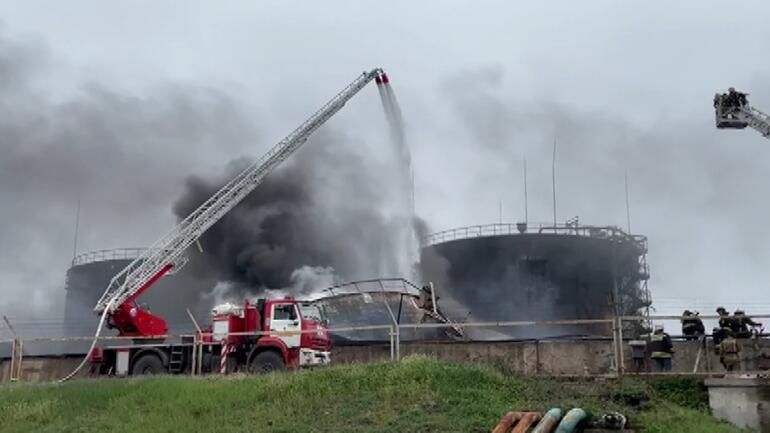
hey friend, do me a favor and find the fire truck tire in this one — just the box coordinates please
[131,353,164,375]
[249,350,285,373]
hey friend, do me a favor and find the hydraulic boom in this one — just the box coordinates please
[714,88,770,139]
[94,68,386,336]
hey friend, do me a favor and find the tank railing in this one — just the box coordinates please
[423,222,648,248]
[71,247,178,267]
[319,278,422,298]
[71,248,148,267]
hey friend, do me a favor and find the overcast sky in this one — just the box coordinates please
[3,1,770,326]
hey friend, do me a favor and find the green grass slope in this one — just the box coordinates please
[0,356,746,433]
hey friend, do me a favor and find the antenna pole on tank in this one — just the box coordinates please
[624,170,632,233]
[72,193,81,260]
[523,159,528,225]
[551,137,557,231]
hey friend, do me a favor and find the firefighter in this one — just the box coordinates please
[681,310,705,340]
[713,307,733,348]
[649,325,674,372]
[738,92,748,107]
[719,329,741,371]
[717,307,734,330]
[733,309,762,339]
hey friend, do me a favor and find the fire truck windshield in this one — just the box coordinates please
[299,303,323,322]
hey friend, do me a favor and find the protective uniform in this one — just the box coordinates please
[719,334,740,371]
[733,310,761,339]
[649,327,674,371]
[717,307,733,330]
[681,310,704,340]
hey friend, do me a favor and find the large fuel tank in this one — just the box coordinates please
[420,223,651,340]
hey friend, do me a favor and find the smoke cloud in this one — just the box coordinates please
[0,28,260,322]
[172,125,421,301]
[0,27,423,333]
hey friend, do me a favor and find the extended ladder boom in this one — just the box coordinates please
[737,106,770,138]
[95,68,385,314]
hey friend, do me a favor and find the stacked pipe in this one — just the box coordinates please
[491,408,590,433]
[491,411,542,433]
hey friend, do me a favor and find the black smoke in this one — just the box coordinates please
[172,128,422,299]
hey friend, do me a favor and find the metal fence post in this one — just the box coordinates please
[8,338,16,382]
[190,337,197,376]
[16,339,23,381]
[186,308,202,376]
[611,317,620,377]
[197,342,203,375]
[389,325,395,361]
[617,316,625,375]
[395,325,401,361]
[3,316,21,382]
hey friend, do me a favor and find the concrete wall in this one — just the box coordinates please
[0,356,91,383]
[3,338,769,383]
[335,339,770,376]
[706,377,770,431]
[623,339,770,374]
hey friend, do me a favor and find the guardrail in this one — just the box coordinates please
[3,314,769,382]
[422,222,647,248]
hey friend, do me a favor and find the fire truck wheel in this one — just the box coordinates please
[131,354,164,375]
[249,351,285,373]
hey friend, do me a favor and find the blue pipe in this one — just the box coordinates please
[531,408,563,433]
[555,408,589,433]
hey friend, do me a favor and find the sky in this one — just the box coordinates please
[2,1,770,332]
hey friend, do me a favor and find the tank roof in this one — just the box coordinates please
[423,222,647,249]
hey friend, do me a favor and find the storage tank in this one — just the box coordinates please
[419,222,651,339]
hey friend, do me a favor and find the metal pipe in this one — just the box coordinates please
[186,308,201,376]
[492,412,523,433]
[190,339,197,376]
[197,342,203,375]
[617,316,625,374]
[611,317,620,377]
[555,408,588,433]
[396,294,404,324]
[9,339,16,382]
[513,413,542,433]
[395,326,400,361]
[16,339,23,381]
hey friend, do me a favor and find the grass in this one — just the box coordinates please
[0,356,747,433]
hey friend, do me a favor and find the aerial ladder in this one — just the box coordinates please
[713,88,770,139]
[58,69,390,381]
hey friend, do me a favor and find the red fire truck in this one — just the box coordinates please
[89,297,330,376]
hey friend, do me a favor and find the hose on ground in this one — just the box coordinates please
[57,297,116,383]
